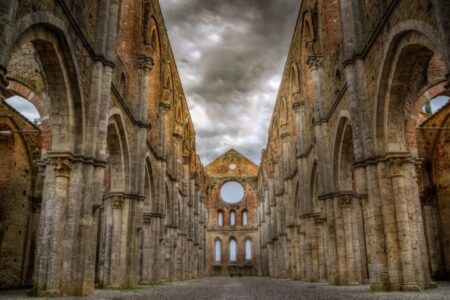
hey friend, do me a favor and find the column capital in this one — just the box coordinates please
[137,54,154,71]
[292,98,306,113]
[50,157,72,178]
[280,125,291,139]
[338,194,353,208]
[159,99,171,111]
[387,156,412,178]
[111,196,124,209]
[307,55,323,70]
[143,213,152,224]
[183,151,190,164]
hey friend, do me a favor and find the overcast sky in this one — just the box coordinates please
[159,0,301,165]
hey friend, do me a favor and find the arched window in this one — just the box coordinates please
[5,96,41,125]
[217,211,223,226]
[242,210,248,226]
[229,239,237,262]
[230,210,236,226]
[215,239,222,262]
[245,239,252,260]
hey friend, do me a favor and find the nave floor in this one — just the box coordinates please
[1,276,449,299]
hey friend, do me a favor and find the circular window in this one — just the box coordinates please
[220,181,244,204]
[229,163,237,170]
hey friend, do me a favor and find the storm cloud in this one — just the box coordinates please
[159,0,300,164]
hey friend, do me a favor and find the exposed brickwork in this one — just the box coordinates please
[205,149,260,276]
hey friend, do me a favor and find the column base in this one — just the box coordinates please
[401,283,421,292]
[34,289,64,297]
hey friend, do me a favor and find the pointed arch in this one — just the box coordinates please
[106,110,131,193]
[289,63,300,96]
[374,22,446,155]
[309,160,319,213]
[6,13,85,154]
[229,238,237,262]
[333,115,355,191]
[280,97,289,126]
[148,17,162,115]
[229,210,236,226]
[242,209,248,226]
[217,209,224,226]
[144,156,156,210]
[214,238,222,263]
[245,238,252,260]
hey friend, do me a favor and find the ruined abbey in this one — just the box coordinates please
[0,0,450,297]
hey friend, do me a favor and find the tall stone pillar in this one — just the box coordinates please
[316,218,328,282]
[34,158,72,296]
[324,195,338,284]
[420,187,443,278]
[386,158,431,291]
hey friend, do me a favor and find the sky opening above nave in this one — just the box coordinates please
[159,0,301,164]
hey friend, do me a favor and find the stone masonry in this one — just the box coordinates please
[0,0,449,297]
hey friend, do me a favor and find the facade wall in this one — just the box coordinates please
[0,0,207,296]
[205,149,261,276]
[257,0,450,291]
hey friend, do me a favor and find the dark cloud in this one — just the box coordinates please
[160,0,300,164]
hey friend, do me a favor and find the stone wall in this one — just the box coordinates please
[0,0,207,296]
[257,0,450,291]
[205,149,261,276]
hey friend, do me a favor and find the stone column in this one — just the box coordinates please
[302,217,313,281]
[292,225,302,280]
[310,217,319,282]
[316,218,328,282]
[421,187,443,278]
[389,159,417,289]
[135,53,153,190]
[324,195,339,285]
[387,158,431,291]
[135,54,153,285]
[140,213,152,284]
[363,163,389,290]
[33,158,71,296]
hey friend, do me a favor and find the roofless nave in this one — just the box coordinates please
[0,0,450,297]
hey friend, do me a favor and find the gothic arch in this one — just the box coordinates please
[309,160,319,213]
[214,238,222,262]
[144,156,156,211]
[374,22,447,155]
[289,63,300,96]
[148,17,162,115]
[6,80,52,152]
[333,115,355,191]
[6,13,85,154]
[106,110,131,193]
[280,97,289,126]
[300,12,315,108]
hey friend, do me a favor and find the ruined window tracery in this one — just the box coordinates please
[215,239,222,262]
[242,210,248,225]
[245,239,252,260]
[229,239,237,262]
[230,210,236,226]
[217,210,223,226]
